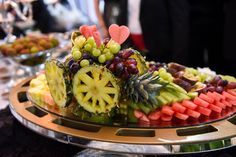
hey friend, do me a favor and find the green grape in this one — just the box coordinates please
[72,49,82,61]
[98,54,106,63]
[86,37,96,47]
[103,48,110,54]
[105,51,114,60]
[92,48,101,57]
[80,59,90,67]
[74,36,86,48]
[110,43,121,54]
[84,44,92,52]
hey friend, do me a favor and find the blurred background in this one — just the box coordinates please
[0,0,235,76]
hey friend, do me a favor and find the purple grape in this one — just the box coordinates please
[115,62,124,75]
[105,60,112,67]
[70,63,80,74]
[127,64,138,74]
[88,59,94,64]
[121,49,134,59]
[109,63,116,72]
[103,38,110,45]
[82,53,91,59]
[122,67,130,79]
[215,86,224,93]
[125,58,137,66]
[218,80,228,87]
[206,86,216,92]
[67,59,75,68]
[211,76,221,85]
[113,56,122,64]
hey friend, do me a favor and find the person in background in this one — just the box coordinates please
[140,0,189,64]
[222,0,236,76]
[187,0,223,71]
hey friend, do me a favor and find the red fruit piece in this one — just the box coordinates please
[207,92,220,102]
[172,102,186,113]
[44,92,55,106]
[221,99,232,107]
[79,25,90,38]
[227,90,236,97]
[161,114,172,122]
[208,104,222,113]
[140,114,150,122]
[161,106,174,116]
[215,101,226,109]
[92,31,101,47]
[175,112,189,120]
[199,93,214,103]
[134,110,144,119]
[108,24,130,44]
[223,91,236,100]
[186,109,201,118]
[148,111,161,120]
[182,100,197,110]
[194,97,210,108]
[197,106,211,116]
[213,92,225,100]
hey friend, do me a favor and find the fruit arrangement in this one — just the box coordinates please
[0,35,59,56]
[29,24,236,126]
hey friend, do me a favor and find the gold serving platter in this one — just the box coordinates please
[9,77,236,154]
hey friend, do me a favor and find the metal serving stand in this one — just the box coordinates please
[9,77,236,155]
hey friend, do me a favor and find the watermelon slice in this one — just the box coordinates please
[148,111,161,120]
[222,100,232,107]
[197,106,211,116]
[215,101,226,109]
[208,104,222,113]
[172,102,186,113]
[161,114,172,121]
[199,93,214,103]
[194,97,209,108]
[213,92,225,100]
[207,92,221,101]
[223,91,236,100]
[227,90,236,97]
[134,110,144,119]
[182,100,197,110]
[186,109,201,118]
[161,106,174,116]
[92,31,101,47]
[175,112,189,120]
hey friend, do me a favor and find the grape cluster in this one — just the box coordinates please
[148,61,166,72]
[204,76,236,93]
[72,36,121,64]
[107,49,139,79]
[67,53,95,74]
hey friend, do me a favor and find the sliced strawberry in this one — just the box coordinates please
[134,110,144,119]
[182,100,197,110]
[197,106,211,116]
[199,93,214,103]
[161,106,174,116]
[172,102,186,113]
[92,31,101,47]
[208,104,222,113]
[175,112,189,120]
[186,109,201,118]
[194,97,210,108]
[148,111,161,120]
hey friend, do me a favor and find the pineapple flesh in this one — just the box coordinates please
[73,65,120,114]
[45,59,72,107]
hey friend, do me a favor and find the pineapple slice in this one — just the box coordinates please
[130,51,147,75]
[73,65,120,113]
[45,59,72,107]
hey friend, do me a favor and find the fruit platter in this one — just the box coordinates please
[8,24,236,154]
[0,35,59,66]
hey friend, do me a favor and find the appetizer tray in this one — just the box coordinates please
[9,76,236,155]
